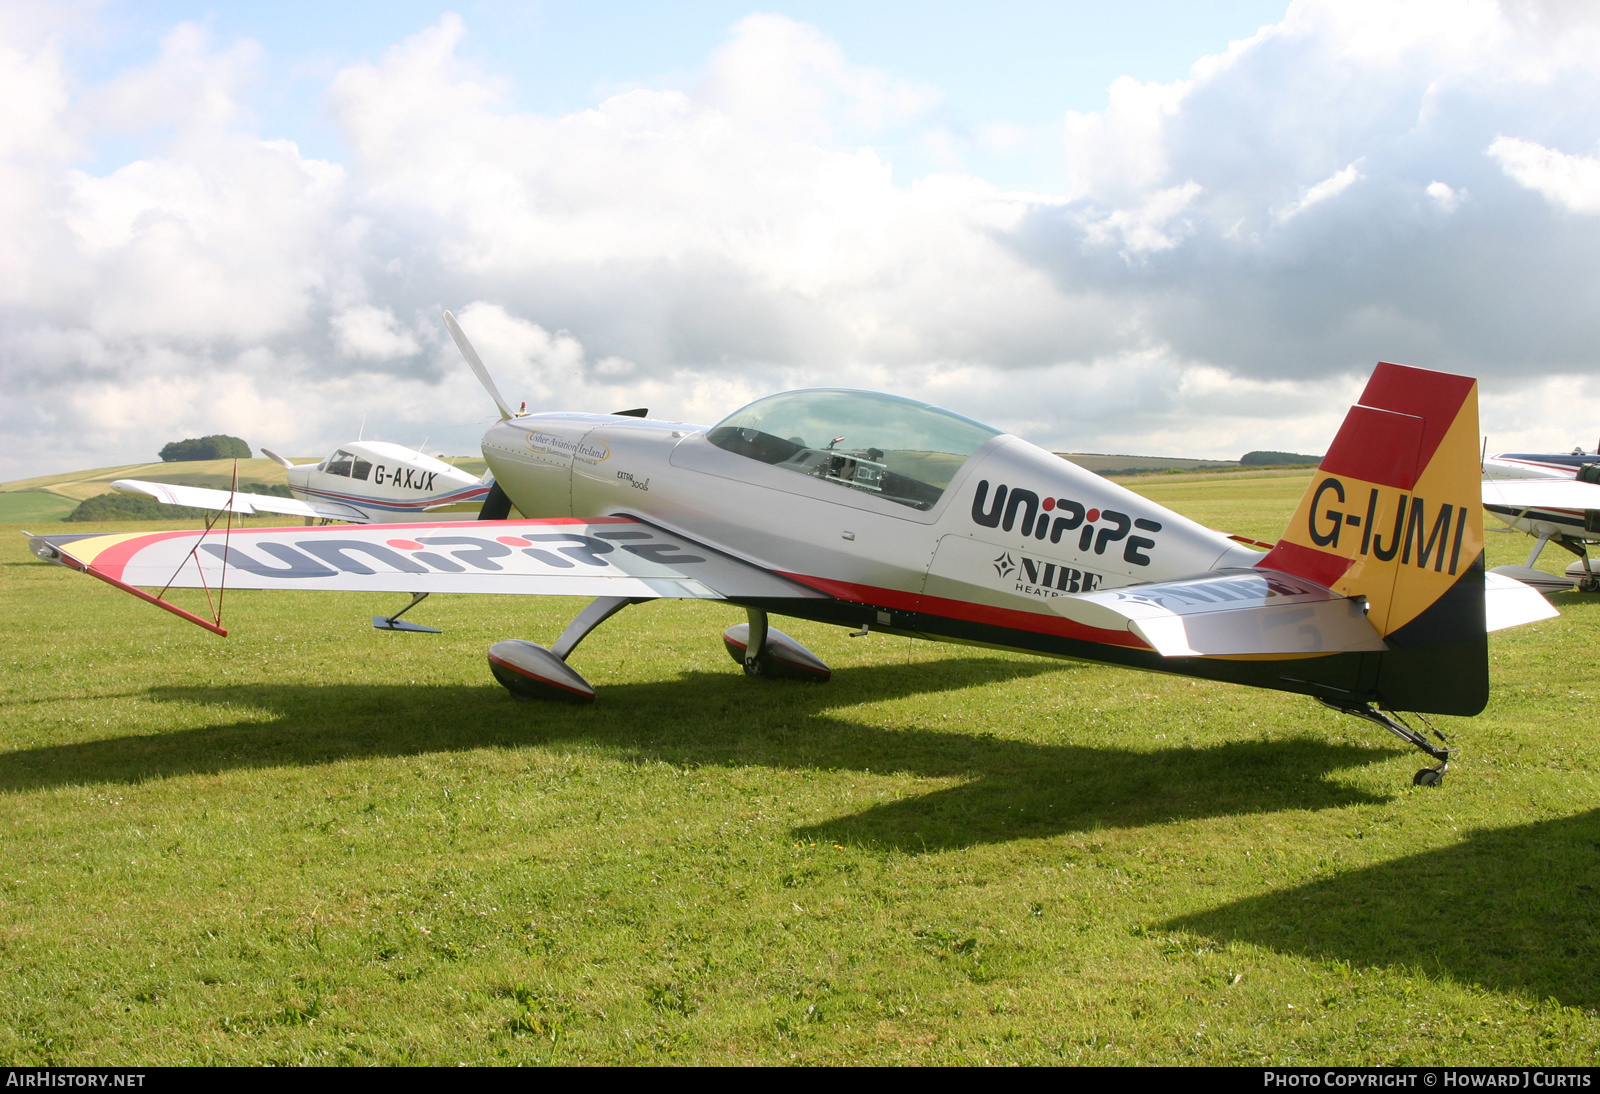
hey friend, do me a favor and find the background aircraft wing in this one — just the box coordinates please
[1481,478,1600,511]
[111,478,367,522]
[29,517,826,604]
[1044,567,1390,657]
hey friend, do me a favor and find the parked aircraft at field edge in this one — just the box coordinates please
[111,440,490,525]
[30,316,1557,786]
[1482,449,1600,593]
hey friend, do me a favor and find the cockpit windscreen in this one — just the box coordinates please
[707,389,1000,510]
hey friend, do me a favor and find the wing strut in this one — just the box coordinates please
[152,458,239,634]
[43,546,228,637]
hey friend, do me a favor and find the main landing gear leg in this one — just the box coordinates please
[552,596,649,660]
[1525,532,1552,569]
[742,608,770,676]
[1320,700,1452,786]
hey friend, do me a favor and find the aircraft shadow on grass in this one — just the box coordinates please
[1167,808,1600,1010]
[0,658,1396,850]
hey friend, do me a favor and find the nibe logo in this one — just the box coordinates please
[971,480,1162,566]
[992,550,1102,597]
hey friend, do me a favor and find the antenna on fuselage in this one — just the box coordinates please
[443,310,515,422]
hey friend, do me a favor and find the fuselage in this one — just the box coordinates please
[481,402,1261,656]
[288,440,489,523]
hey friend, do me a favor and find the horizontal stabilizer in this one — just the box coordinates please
[1483,570,1561,629]
[111,479,366,522]
[1047,568,1386,657]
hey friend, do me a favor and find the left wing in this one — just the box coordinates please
[112,478,367,522]
[30,518,825,629]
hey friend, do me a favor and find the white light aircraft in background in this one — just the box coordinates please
[1482,448,1600,593]
[28,314,1559,786]
[111,440,492,526]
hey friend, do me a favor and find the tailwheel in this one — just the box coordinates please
[1321,700,1453,785]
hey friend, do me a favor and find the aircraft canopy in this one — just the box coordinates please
[708,389,1000,510]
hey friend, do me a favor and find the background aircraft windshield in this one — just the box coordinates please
[707,389,1000,510]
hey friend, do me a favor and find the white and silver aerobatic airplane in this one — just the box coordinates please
[109,440,492,524]
[1482,448,1600,593]
[28,315,1558,786]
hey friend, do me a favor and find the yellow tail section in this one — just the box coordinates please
[1258,363,1486,714]
[1261,363,1482,638]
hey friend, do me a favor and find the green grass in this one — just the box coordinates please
[1,481,1597,1065]
[0,492,79,524]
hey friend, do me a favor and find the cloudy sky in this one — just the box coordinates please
[4,0,1600,479]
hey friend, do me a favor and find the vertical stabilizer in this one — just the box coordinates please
[1258,363,1486,714]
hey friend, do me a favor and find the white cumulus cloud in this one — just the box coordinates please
[1488,135,1600,214]
[7,2,1600,481]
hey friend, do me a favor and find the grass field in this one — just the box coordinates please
[1,471,1596,1065]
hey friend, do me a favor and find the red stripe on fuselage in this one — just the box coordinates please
[775,572,1151,649]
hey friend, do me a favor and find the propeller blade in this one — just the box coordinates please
[611,408,649,418]
[260,447,294,469]
[443,310,514,421]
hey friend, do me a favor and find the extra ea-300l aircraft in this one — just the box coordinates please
[1482,448,1600,594]
[109,441,491,524]
[27,314,1558,786]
